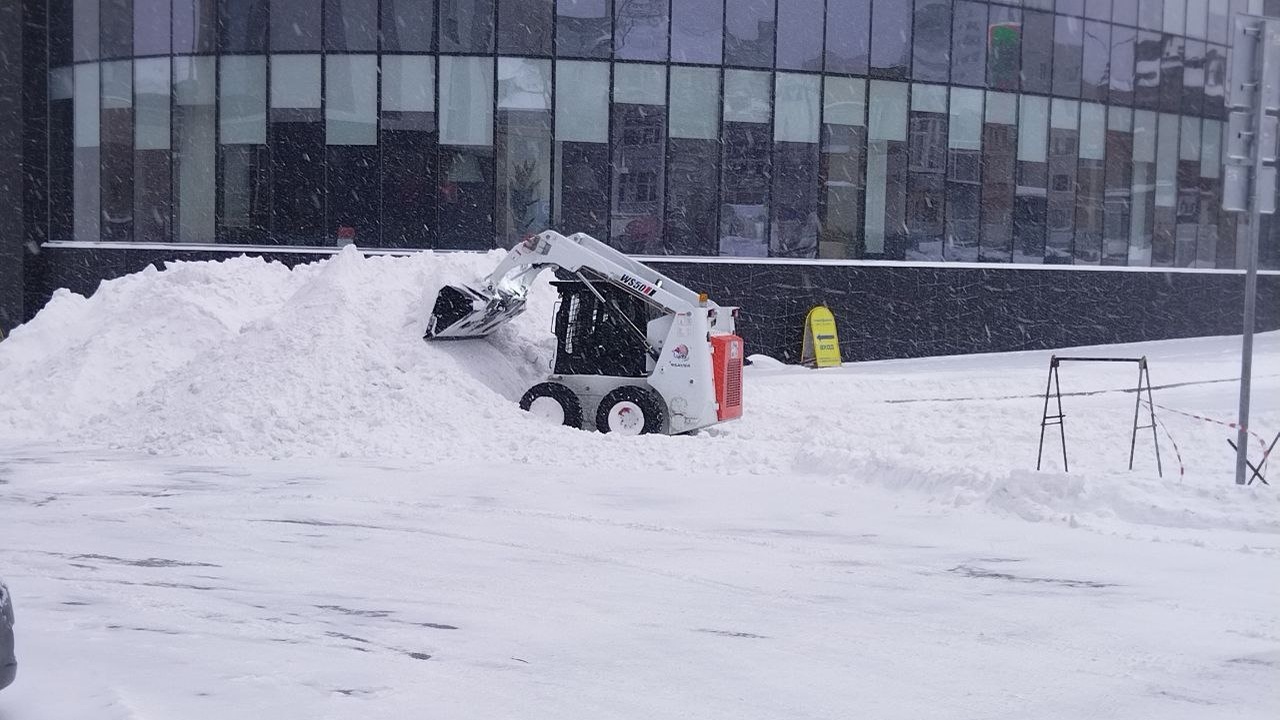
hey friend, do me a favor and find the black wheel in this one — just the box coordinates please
[519,382,583,428]
[596,386,665,436]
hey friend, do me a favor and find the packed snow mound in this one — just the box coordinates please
[0,248,571,461]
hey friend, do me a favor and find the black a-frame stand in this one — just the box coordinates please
[1037,356,1163,477]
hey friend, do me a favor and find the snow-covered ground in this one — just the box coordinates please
[0,249,1276,718]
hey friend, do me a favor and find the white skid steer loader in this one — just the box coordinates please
[426,230,744,435]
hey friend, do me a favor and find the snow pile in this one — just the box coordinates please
[0,248,1275,538]
[0,248,572,461]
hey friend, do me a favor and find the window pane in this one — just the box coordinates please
[173,56,217,243]
[1046,99,1079,261]
[557,0,611,58]
[498,0,553,55]
[439,0,495,53]
[220,0,268,52]
[724,70,771,124]
[819,77,865,258]
[988,5,1021,91]
[1102,105,1133,265]
[219,55,266,144]
[1053,15,1084,97]
[134,58,172,242]
[496,57,552,245]
[1080,102,1106,160]
[380,0,433,51]
[669,66,719,140]
[981,91,1018,261]
[325,0,377,51]
[615,0,668,60]
[870,0,911,78]
[868,81,908,142]
[271,0,320,51]
[775,72,819,143]
[1128,108,1156,264]
[382,55,434,112]
[1110,25,1136,105]
[614,63,666,105]
[74,62,101,242]
[270,55,321,108]
[950,1,987,87]
[1075,105,1107,265]
[667,67,721,254]
[725,0,773,68]
[1135,30,1161,108]
[912,0,951,82]
[865,80,908,255]
[671,0,723,64]
[440,56,494,146]
[134,0,171,55]
[1019,96,1049,162]
[1113,0,1137,25]
[102,0,135,58]
[555,61,611,239]
[556,60,608,143]
[1080,21,1109,101]
[1162,0,1183,34]
[610,63,666,253]
[721,70,771,257]
[1159,34,1183,112]
[776,0,823,71]
[100,59,133,240]
[1206,1,1228,44]
[1151,111,1178,265]
[949,88,982,150]
[1203,43,1226,119]
[1199,119,1220,178]
[326,55,377,144]
[947,87,983,261]
[823,76,865,127]
[772,75,821,257]
[135,58,170,149]
[173,0,217,53]
[75,0,99,61]
[102,60,132,110]
[1021,11,1055,94]
[497,57,551,111]
[1058,0,1085,14]
[826,0,870,74]
[1015,95,1049,262]
[1185,0,1206,37]
[1085,0,1111,20]
[1138,0,1162,29]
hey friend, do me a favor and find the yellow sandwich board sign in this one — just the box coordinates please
[801,305,842,368]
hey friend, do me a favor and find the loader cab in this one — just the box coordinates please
[551,279,655,378]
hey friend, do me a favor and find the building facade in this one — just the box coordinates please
[4,0,1280,358]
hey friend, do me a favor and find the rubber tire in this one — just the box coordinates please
[595,386,665,435]
[519,382,583,428]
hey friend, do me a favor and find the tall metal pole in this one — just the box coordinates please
[1235,19,1274,486]
[1236,198,1259,486]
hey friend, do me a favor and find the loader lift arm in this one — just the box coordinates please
[425,230,727,341]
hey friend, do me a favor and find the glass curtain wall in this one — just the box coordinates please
[43,0,1279,270]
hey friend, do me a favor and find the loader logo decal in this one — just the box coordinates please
[619,273,658,297]
[672,344,689,361]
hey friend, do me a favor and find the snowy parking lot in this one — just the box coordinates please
[0,250,1276,718]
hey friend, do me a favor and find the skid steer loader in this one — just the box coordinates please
[425,231,743,435]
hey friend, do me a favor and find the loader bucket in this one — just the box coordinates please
[425,283,528,340]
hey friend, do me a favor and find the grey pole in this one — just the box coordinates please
[1236,180,1260,486]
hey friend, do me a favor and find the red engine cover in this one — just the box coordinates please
[711,334,744,421]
